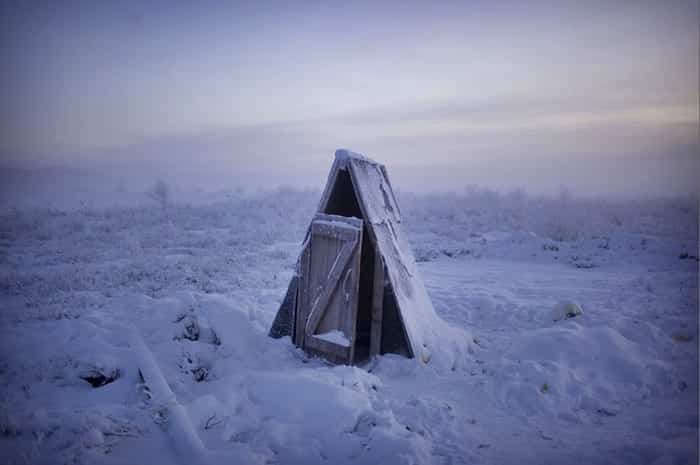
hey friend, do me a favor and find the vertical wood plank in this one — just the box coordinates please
[369,253,384,357]
[295,243,311,348]
[346,230,362,364]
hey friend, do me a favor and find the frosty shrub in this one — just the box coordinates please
[538,188,582,242]
[544,214,580,242]
[148,179,170,208]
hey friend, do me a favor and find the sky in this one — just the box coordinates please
[1,0,698,196]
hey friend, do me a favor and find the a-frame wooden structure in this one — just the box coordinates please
[269,149,447,365]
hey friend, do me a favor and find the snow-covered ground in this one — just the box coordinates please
[0,183,697,465]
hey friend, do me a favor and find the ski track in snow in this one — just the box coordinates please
[0,188,697,465]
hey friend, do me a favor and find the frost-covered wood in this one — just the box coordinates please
[369,253,384,357]
[302,215,362,364]
[270,149,472,368]
[295,242,312,348]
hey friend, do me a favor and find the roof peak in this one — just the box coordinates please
[334,148,380,166]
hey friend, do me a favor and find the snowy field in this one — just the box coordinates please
[0,180,698,465]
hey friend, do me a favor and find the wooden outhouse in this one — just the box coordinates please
[269,149,449,365]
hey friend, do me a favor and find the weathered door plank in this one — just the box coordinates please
[304,239,357,336]
[300,214,363,364]
[295,241,311,348]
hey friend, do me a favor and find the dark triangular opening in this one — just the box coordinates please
[380,284,410,356]
[323,168,363,218]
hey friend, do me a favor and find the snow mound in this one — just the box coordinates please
[190,368,430,465]
[495,322,673,417]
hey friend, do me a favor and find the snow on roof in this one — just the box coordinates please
[334,148,380,167]
[348,156,401,224]
[339,150,472,368]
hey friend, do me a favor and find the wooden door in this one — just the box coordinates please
[296,213,362,364]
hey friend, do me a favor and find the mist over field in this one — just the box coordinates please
[1,142,698,208]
